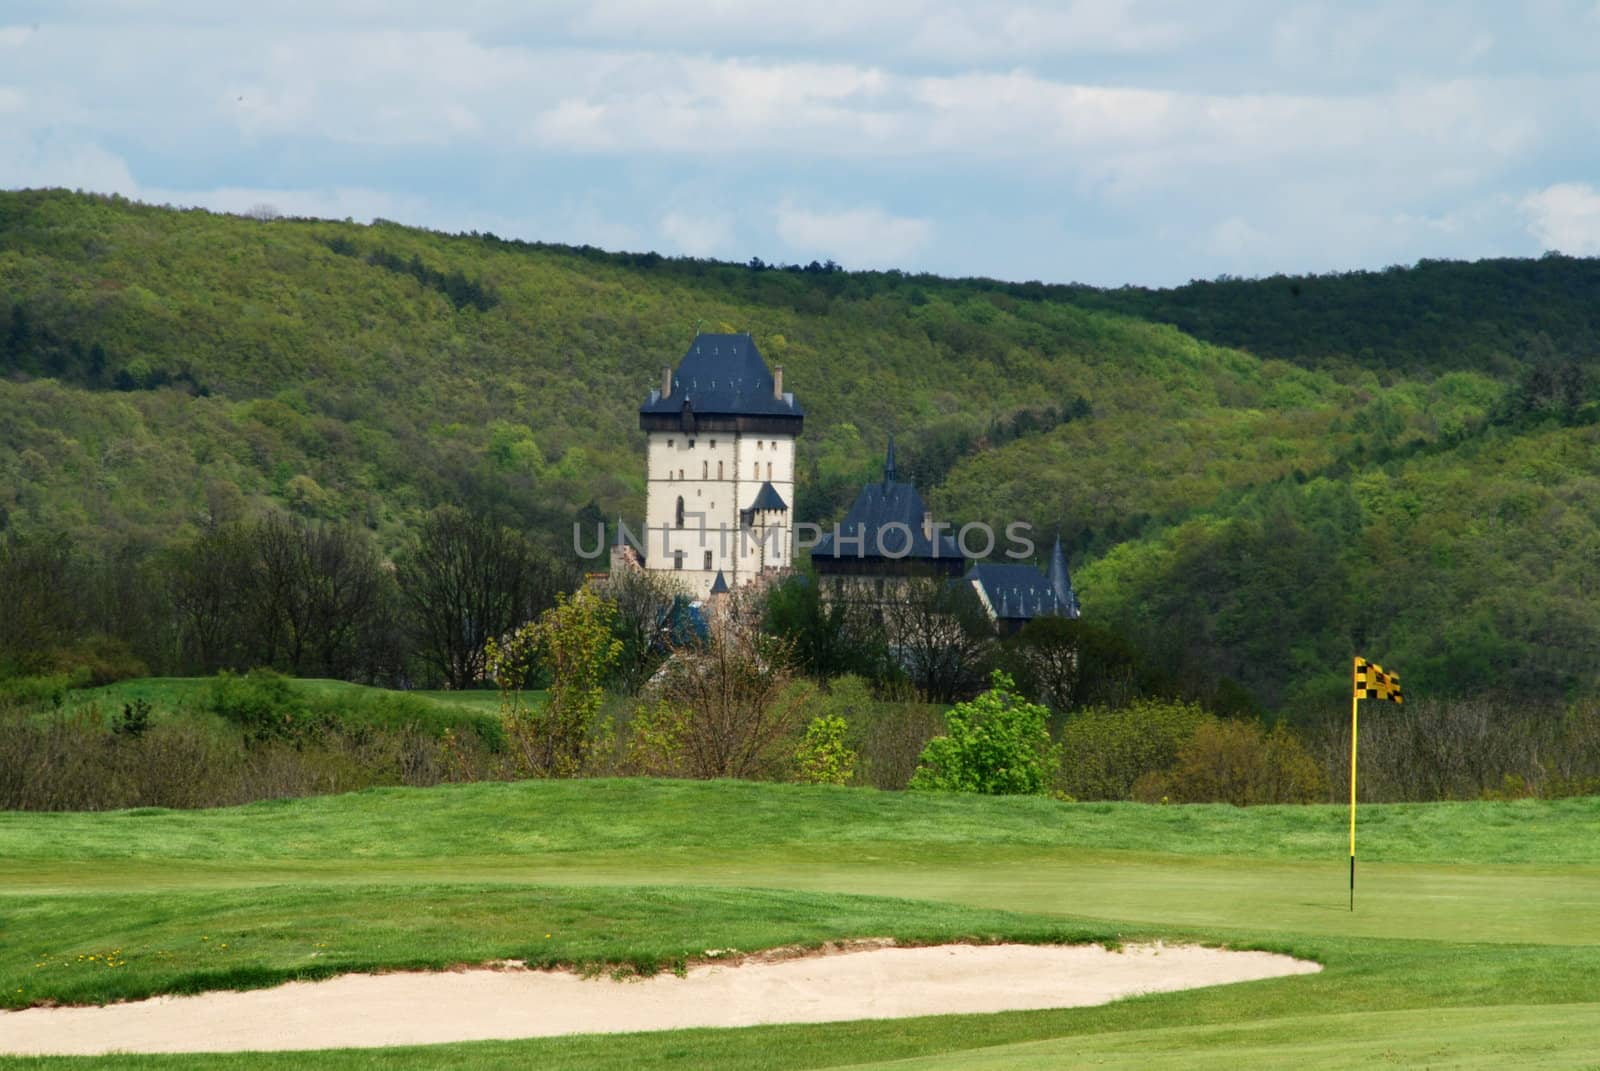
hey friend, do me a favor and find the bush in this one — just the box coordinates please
[909,671,1059,795]
[206,669,316,741]
[1136,718,1326,805]
[793,715,857,786]
[1057,698,1207,801]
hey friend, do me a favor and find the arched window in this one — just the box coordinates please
[702,460,708,479]
[675,496,685,529]
[753,462,759,479]
[717,460,724,479]
[766,461,773,480]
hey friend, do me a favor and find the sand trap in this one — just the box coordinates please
[0,942,1319,1056]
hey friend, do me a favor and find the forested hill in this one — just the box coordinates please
[1067,255,1600,375]
[4,188,1600,711]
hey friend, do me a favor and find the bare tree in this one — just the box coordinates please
[167,522,256,674]
[652,592,809,779]
[600,567,687,694]
[253,513,388,678]
[396,506,558,689]
[886,577,997,703]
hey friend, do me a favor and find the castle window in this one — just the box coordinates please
[675,496,685,529]
[717,461,724,479]
[688,440,696,449]
[702,461,708,479]
[673,550,684,570]
[703,551,713,570]
[710,439,717,448]
[757,441,764,450]
[667,439,674,448]
[767,462,772,480]
[679,468,685,479]
[752,462,759,479]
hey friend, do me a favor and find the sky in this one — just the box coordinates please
[3,1,1600,286]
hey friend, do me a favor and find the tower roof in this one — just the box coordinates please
[811,457,962,563]
[1048,533,1081,619]
[640,333,803,419]
[747,481,788,512]
[709,569,730,595]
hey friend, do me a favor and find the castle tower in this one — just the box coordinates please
[638,333,803,598]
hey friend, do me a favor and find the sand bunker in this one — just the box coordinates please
[0,942,1319,1056]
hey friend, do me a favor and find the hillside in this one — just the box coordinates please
[4,188,1600,708]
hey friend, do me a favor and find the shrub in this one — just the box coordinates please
[1058,698,1207,800]
[1137,718,1326,805]
[206,669,316,741]
[488,588,621,778]
[909,671,1059,795]
[793,715,857,786]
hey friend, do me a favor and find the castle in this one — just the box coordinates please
[630,332,1079,630]
[636,333,799,599]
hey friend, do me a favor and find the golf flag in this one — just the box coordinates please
[1354,657,1404,704]
[1349,656,1403,911]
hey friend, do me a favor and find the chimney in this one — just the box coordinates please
[662,366,673,399]
[773,365,784,400]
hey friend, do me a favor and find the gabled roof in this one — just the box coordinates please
[639,333,803,418]
[967,563,1073,621]
[811,441,962,562]
[747,481,788,512]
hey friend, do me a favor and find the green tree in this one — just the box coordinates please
[487,587,621,777]
[910,671,1059,795]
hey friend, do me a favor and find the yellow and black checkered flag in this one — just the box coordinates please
[1354,657,1403,704]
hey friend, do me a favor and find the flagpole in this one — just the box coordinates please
[1349,657,1360,912]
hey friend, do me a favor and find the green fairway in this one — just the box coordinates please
[2,781,1599,1068]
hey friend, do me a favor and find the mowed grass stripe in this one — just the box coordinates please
[846,1003,1600,1071]
[4,781,1599,865]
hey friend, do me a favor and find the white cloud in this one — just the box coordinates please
[775,202,932,268]
[0,26,33,47]
[1520,182,1600,254]
[659,211,735,258]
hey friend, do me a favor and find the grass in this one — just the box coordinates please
[2,780,1599,1068]
[60,677,519,744]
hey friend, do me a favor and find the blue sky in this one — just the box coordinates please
[4,1,1599,285]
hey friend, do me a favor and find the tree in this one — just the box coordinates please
[909,671,1059,795]
[252,513,389,678]
[488,587,621,777]
[0,533,80,676]
[396,506,558,689]
[886,578,997,703]
[600,567,688,694]
[763,573,888,681]
[167,524,255,676]
[652,592,809,779]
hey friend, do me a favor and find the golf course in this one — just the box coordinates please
[3,779,1598,1068]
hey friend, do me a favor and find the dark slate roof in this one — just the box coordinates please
[1047,534,1081,618]
[747,481,788,512]
[812,481,962,561]
[967,563,1072,621]
[709,570,729,595]
[639,333,803,418]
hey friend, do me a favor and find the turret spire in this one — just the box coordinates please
[1048,532,1081,619]
[883,435,898,486]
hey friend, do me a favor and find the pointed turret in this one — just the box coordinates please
[1048,533,1081,619]
[883,435,897,487]
[709,570,729,595]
